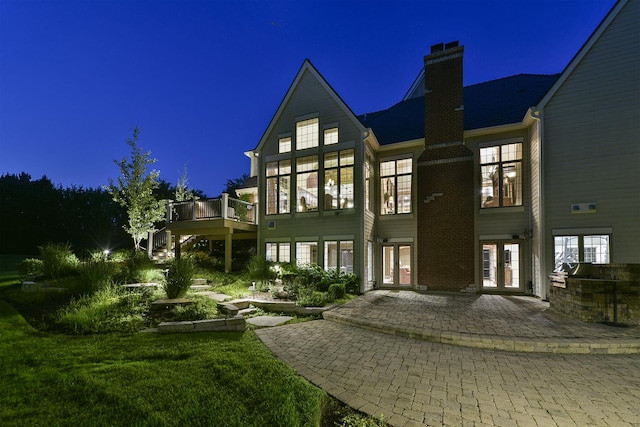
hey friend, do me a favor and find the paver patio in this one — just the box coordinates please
[256,291,640,426]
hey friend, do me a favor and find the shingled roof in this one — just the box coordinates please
[359,73,560,145]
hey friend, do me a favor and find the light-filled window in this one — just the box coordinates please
[296,242,318,266]
[553,235,610,271]
[481,143,522,208]
[324,127,338,145]
[380,158,412,215]
[296,118,319,150]
[266,242,290,263]
[324,149,354,210]
[365,160,373,212]
[324,240,353,273]
[278,136,291,154]
[296,155,318,212]
[266,160,291,215]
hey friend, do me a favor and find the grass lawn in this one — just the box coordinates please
[0,299,326,426]
[0,254,383,427]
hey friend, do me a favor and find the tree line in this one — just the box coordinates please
[1,128,249,257]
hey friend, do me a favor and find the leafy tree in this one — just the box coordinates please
[223,173,250,198]
[174,163,193,202]
[104,127,164,251]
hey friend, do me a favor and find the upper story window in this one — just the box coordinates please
[266,160,291,215]
[380,158,412,215]
[480,142,522,208]
[296,118,318,150]
[324,127,338,145]
[324,149,354,210]
[278,136,291,154]
[296,155,318,212]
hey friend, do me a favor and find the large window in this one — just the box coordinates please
[266,242,290,263]
[296,118,318,150]
[481,142,522,208]
[324,149,354,210]
[296,242,318,266]
[554,235,610,271]
[380,158,412,215]
[324,241,353,273]
[296,156,318,212]
[365,160,373,212]
[266,160,291,215]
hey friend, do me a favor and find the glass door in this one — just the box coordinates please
[382,244,412,287]
[481,242,521,291]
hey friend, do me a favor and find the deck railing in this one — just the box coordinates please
[167,193,257,225]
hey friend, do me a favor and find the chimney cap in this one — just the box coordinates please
[430,41,460,54]
[430,43,444,53]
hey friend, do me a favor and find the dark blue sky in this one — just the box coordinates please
[0,0,616,197]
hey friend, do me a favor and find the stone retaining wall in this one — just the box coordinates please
[158,315,245,333]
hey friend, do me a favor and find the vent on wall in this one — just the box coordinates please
[571,202,597,214]
[267,220,276,230]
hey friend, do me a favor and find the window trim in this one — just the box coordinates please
[480,141,523,209]
[380,157,413,215]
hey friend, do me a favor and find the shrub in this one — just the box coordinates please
[328,282,346,301]
[163,258,194,299]
[338,413,386,427]
[18,258,44,280]
[163,295,219,322]
[342,273,360,294]
[39,242,80,279]
[117,250,157,283]
[186,251,219,270]
[247,255,274,292]
[76,259,116,294]
[296,289,327,307]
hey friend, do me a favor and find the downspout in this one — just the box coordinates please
[530,108,547,300]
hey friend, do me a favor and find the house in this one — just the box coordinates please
[162,0,638,301]
[237,0,638,299]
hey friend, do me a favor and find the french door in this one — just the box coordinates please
[482,242,521,291]
[382,244,412,287]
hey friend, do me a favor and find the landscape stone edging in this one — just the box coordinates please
[230,299,337,315]
[158,314,245,333]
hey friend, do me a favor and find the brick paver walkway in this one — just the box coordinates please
[256,291,640,426]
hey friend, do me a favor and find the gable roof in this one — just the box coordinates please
[359,73,560,145]
[253,59,367,152]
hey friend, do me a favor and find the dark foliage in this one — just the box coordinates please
[0,172,130,255]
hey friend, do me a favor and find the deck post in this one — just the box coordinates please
[175,234,181,259]
[224,229,233,273]
[192,197,197,220]
[166,200,172,223]
[222,193,229,219]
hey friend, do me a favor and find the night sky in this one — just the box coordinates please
[0,0,616,197]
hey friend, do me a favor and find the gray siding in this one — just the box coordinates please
[257,68,367,279]
[544,0,640,269]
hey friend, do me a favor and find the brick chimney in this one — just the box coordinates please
[417,41,475,291]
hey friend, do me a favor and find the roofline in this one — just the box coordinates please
[403,68,425,101]
[377,138,424,152]
[536,0,627,110]
[253,59,367,153]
